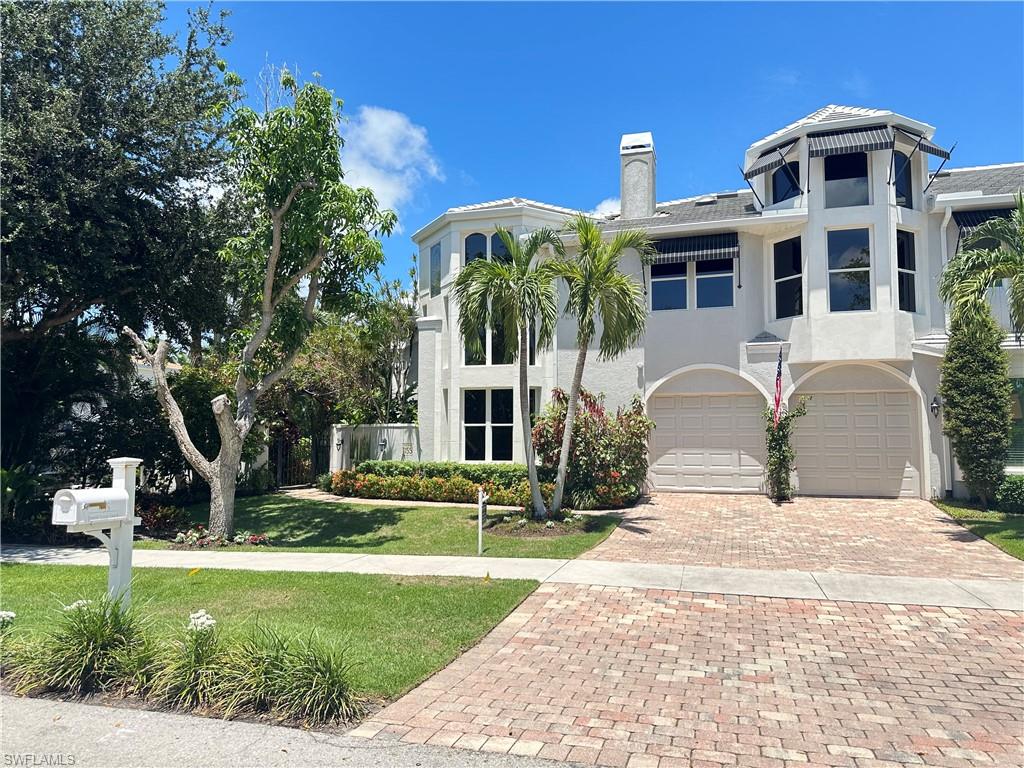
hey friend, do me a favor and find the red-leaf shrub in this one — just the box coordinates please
[531,389,653,509]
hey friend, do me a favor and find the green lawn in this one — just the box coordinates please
[0,563,535,699]
[137,494,619,559]
[934,500,1024,560]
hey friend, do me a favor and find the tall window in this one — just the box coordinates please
[773,237,802,319]
[490,233,511,263]
[827,229,871,312]
[896,230,917,313]
[465,233,487,264]
[696,259,734,308]
[490,389,514,461]
[824,153,869,208]
[463,389,513,461]
[771,162,801,204]
[1010,379,1024,467]
[466,320,531,365]
[893,151,913,209]
[429,243,442,297]
[651,262,686,310]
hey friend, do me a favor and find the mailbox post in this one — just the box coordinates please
[51,457,142,604]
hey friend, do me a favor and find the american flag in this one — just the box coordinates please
[772,344,783,428]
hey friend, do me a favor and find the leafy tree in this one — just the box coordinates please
[127,72,396,536]
[939,313,1012,508]
[0,1,237,477]
[548,214,651,513]
[939,192,1024,338]
[1,0,235,344]
[763,399,808,503]
[454,228,562,519]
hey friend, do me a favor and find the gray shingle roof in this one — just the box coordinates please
[928,164,1024,197]
[600,191,759,232]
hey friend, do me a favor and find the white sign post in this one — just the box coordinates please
[477,485,488,556]
[51,457,142,605]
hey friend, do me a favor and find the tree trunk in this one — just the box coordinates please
[209,394,246,537]
[551,341,588,514]
[519,327,547,520]
[208,454,240,537]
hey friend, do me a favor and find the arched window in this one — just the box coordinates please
[465,233,486,265]
[893,151,913,209]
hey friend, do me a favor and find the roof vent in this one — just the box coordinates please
[694,195,717,206]
[716,192,739,199]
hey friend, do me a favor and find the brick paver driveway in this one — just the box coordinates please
[588,495,1022,580]
[354,494,1023,767]
[359,584,1024,767]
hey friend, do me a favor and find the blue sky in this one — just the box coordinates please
[165,2,1024,284]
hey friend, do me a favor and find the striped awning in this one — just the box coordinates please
[953,208,1013,236]
[743,139,798,180]
[894,127,951,160]
[652,233,739,264]
[807,125,894,158]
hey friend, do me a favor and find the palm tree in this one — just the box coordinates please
[940,192,1024,337]
[453,227,563,519]
[549,213,652,513]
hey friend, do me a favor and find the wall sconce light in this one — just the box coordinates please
[335,434,345,452]
[378,436,389,459]
[930,396,942,418]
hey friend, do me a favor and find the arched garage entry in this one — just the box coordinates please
[645,365,769,492]
[788,363,925,498]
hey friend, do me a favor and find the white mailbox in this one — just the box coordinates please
[50,457,143,605]
[52,488,130,529]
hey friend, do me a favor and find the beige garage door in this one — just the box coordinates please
[794,391,920,497]
[649,393,765,492]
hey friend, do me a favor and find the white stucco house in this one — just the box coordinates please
[411,105,1024,499]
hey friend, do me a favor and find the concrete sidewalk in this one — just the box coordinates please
[4,545,1021,610]
[0,695,571,768]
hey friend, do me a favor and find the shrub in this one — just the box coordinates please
[940,314,1013,508]
[532,389,653,509]
[763,399,808,503]
[355,460,528,487]
[995,475,1024,515]
[7,595,147,695]
[316,472,333,492]
[138,503,190,536]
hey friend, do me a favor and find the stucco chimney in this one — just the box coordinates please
[619,132,656,219]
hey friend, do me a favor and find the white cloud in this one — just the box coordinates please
[762,68,801,89]
[588,197,620,217]
[341,106,443,218]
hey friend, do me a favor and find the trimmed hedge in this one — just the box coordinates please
[329,470,553,509]
[354,460,529,487]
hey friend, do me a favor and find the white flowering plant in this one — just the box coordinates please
[63,599,93,612]
[0,610,15,629]
[187,609,216,632]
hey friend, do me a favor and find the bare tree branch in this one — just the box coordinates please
[123,326,215,482]
[235,180,318,400]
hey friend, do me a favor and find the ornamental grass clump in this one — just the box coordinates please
[272,632,361,726]
[150,609,222,711]
[214,623,290,719]
[6,594,147,695]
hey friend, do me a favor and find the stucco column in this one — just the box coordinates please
[416,316,443,461]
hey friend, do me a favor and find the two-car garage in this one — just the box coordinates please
[647,365,924,498]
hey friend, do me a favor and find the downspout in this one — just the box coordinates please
[939,205,954,495]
